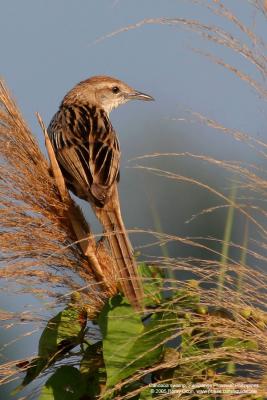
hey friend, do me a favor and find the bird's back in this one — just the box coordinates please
[48,102,120,207]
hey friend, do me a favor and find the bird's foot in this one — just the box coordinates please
[96,235,106,249]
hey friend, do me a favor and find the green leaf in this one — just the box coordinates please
[38,366,86,400]
[38,305,86,358]
[80,341,106,397]
[98,294,172,389]
[98,294,143,388]
[223,337,258,351]
[139,263,164,306]
[19,305,87,389]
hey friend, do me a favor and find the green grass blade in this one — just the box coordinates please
[218,184,237,298]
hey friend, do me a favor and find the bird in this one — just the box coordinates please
[47,75,154,311]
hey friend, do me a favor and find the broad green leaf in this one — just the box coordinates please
[38,305,86,358]
[98,294,143,388]
[39,366,86,400]
[98,294,173,388]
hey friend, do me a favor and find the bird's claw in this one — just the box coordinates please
[96,235,106,248]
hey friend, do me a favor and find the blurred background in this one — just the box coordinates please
[1,0,266,398]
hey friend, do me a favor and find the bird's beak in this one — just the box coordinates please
[127,90,154,101]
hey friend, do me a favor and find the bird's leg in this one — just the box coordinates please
[96,208,116,250]
[97,234,106,248]
[96,221,116,252]
[96,224,115,248]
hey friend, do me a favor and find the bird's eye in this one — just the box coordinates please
[112,86,120,94]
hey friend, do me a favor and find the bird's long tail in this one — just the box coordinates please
[94,187,144,311]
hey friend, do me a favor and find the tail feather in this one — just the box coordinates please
[94,187,143,311]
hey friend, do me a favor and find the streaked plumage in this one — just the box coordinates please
[48,76,154,310]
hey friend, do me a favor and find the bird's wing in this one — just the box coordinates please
[88,127,120,203]
[48,106,120,205]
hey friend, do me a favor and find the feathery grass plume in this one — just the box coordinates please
[0,79,117,309]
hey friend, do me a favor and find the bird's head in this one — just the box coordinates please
[62,75,154,114]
